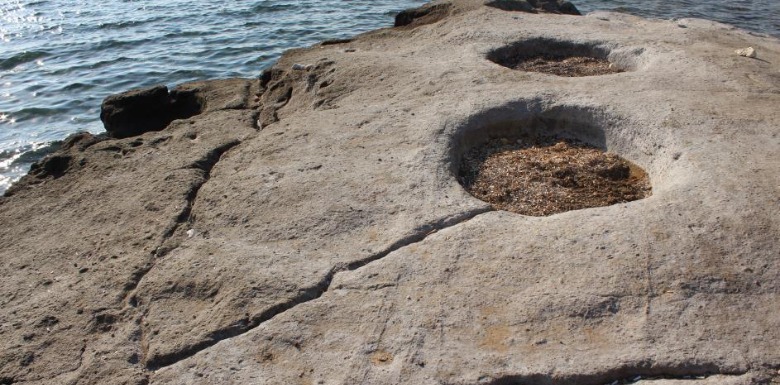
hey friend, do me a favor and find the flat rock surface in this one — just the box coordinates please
[0,1,778,384]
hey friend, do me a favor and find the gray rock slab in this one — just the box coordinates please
[0,1,778,384]
[1,104,257,384]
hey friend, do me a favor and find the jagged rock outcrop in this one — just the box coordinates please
[486,0,580,15]
[395,0,580,28]
[1,1,778,384]
[100,85,198,139]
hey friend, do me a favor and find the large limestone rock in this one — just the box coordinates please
[0,1,778,384]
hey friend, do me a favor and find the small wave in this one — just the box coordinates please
[0,141,60,195]
[0,174,15,194]
[0,141,59,167]
[90,37,156,52]
[97,16,164,30]
[25,0,50,7]
[161,30,209,39]
[0,50,49,71]
[251,3,297,13]
[12,141,62,166]
[48,56,132,75]
[164,69,210,84]
[9,107,68,122]
[0,150,22,168]
[61,82,96,92]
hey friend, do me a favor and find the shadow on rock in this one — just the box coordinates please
[100,85,203,139]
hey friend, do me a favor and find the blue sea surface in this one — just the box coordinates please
[1,0,778,193]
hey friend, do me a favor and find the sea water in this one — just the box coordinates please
[1,0,778,193]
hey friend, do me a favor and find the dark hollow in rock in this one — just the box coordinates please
[394,3,453,28]
[320,38,354,46]
[458,136,650,216]
[483,362,728,385]
[100,85,203,139]
[28,154,72,180]
[486,0,581,15]
[451,104,652,216]
[488,39,623,77]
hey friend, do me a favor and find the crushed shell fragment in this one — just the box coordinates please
[735,47,757,58]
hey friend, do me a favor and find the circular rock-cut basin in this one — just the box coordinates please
[459,136,650,216]
[488,38,624,77]
[451,102,652,216]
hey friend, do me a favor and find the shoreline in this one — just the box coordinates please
[0,2,780,194]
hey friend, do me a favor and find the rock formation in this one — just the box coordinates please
[0,1,778,384]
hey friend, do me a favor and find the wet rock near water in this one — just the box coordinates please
[100,85,203,139]
[486,0,580,15]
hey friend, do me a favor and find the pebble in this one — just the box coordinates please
[735,47,757,58]
[186,229,195,238]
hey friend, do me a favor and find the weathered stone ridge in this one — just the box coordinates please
[0,1,778,384]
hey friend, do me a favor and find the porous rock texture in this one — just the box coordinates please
[1,1,779,384]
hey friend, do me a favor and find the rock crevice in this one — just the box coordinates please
[122,139,243,307]
[479,364,748,385]
[145,207,492,371]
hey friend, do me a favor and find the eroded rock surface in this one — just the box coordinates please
[1,1,778,384]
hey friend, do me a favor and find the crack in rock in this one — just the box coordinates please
[481,364,748,385]
[145,206,493,371]
[122,140,242,305]
[344,207,493,271]
[170,140,243,236]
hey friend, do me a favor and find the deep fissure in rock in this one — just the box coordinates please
[121,140,242,304]
[173,140,242,230]
[488,39,624,77]
[144,272,334,371]
[144,207,492,371]
[483,363,743,385]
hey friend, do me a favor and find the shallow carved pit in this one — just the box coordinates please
[488,39,629,77]
[451,103,652,216]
